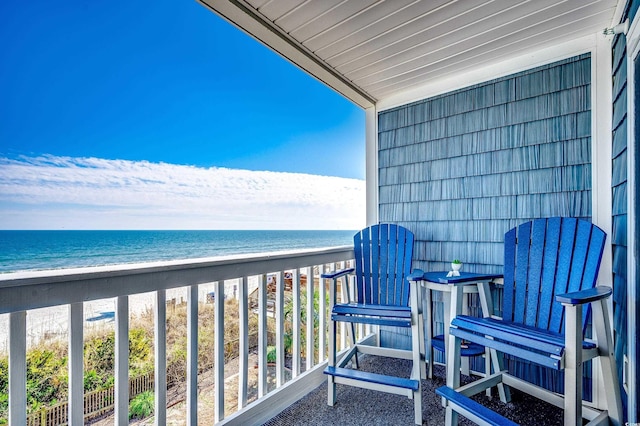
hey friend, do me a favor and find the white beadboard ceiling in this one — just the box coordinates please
[199,0,620,108]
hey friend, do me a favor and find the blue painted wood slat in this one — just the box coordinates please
[389,224,400,305]
[362,227,372,304]
[380,223,389,305]
[354,231,364,304]
[538,217,562,329]
[549,217,578,333]
[525,219,547,327]
[513,221,532,324]
[503,228,517,322]
[371,225,380,305]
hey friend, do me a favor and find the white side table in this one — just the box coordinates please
[411,271,501,379]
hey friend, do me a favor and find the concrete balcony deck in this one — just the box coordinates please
[264,356,564,426]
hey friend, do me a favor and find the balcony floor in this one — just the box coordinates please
[263,355,564,426]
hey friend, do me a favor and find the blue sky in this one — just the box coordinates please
[0,0,366,229]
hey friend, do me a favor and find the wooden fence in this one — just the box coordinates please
[23,331,272,426]
[26,371,154,426]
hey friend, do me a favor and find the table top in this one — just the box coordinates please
[419,271,502,284]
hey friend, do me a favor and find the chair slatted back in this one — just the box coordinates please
[502,217,606,334]
[353,224,414,307]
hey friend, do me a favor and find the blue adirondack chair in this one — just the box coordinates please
[322,224,425,425]
[437,217,623,426]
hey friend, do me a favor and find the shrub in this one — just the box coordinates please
[129,390,154,419]
[266,346,277,363]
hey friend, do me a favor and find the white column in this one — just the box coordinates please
[365,105,379,226]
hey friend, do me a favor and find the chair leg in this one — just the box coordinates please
[410,282,424,424]
[564,304,583,426]
[328,318,336,406]
[349,322,359,369]
[488,348,510,402]
[592,299,623,426]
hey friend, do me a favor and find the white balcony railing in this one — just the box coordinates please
[0,246,355,425]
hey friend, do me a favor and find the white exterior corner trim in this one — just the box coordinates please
[366,106,379,226]
[626,10,639,423]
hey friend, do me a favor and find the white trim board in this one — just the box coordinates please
[626,11,639,423]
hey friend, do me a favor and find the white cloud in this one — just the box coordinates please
[0,155,366,230]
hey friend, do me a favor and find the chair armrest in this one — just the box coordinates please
[407,269,425,281]
[321,268,354,279]
[556,286,612,305]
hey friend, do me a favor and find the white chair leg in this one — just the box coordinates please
[410,280,423,424]
[445,405,458,426]
[564,304,583,426]
[592,299,623,426]
[446,286,463,391]
[328,318,336,406]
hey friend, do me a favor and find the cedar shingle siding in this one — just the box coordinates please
[378,54,592,274]
[610,0,640,416]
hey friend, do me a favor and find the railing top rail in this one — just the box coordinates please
[0,245,354,314]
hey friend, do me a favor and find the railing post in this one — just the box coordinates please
[68,302,84,425]
[115,296,129,425]
[155,289,167,426]
[258,274,267,397]
[9,311,27,426]
[214,280,225,422]
[187,284,198,426]
[292,268,301,378]
[318,264,326,363]
[238,276,249,409]
[275,271,285,386]
[306,266,315,370]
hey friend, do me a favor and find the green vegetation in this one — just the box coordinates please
[129,391,154,419]
[0,283,326,423]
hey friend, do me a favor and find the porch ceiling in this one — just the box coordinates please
[200,0,619,109]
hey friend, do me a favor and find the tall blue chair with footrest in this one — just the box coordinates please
[437,217,623,426]
[322,224,425,425]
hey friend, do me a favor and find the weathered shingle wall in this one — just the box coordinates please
[610,0,640,415]
[378,54,592,275]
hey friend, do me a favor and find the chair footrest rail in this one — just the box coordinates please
[436,386,518,426]
[324,366,419,391]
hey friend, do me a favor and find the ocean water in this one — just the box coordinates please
[0,230,356,273]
